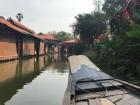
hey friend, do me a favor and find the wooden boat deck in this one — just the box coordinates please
[63,55,140,105]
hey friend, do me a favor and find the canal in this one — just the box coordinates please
[0,54,68,105]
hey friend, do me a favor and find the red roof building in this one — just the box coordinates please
[63,39,80,44]
[8,18,35,34]
[39,34,57,41]
[0,17,42,40]
[0,17,46,60]
[59,39,80,46]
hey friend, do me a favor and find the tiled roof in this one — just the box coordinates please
[39,34,57,40]
[8,18,35,34]
[0,17,43,40]
[65,39,80,43]
[60,39,80,45]
[0,17,30,35]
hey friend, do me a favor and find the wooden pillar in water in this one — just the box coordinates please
[34,39,40,57]
[16,36,23,59]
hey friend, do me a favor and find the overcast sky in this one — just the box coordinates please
[0,0,95,33]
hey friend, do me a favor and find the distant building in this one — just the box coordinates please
[58,39,80,54]
[39,34,57,41]
[39,34,59,54]
[61,39,80,45]
[0,17,45,61]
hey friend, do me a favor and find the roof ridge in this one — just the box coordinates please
[0,17,43,40]
[8,18,35,34]
[39,34,57,40]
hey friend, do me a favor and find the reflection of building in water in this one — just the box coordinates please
[39,56,45,70]
[45,54,68,73]
[21,58,35,75]
[45,54,61,67]
[0,61,17,83]
[0,56,46,104]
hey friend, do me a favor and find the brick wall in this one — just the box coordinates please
[0,28,45,60]
[0,32,17,60]
[53,46,59,53]
[39,41,45,55]
[22,38,35,56]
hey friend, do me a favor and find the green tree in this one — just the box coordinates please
[16,13,23,22]
[55,31,73,41]
[103,0,140,35]
[48,31,73,41]
[103,0,132,37]
[128,0,140,24]
[38,32,44,35]
[102,0,126,17]
[72,12,107,47]
[98,0,140,81]
[127,24,140,38]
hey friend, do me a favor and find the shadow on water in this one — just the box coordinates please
[0,53,68,105]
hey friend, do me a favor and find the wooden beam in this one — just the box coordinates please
[100,98,115,105]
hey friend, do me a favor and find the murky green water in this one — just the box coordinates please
[0,54,68,105]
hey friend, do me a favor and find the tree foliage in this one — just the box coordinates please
[103,0,126,17]
[94,0,102,12]
[72,12,107,46]
[48,31,73,41]
[127,24,140,38]
[128,0,140,24]
[103,0,140,35]
[16,13,23,22]
[103,0,131,35]
[38,32,44,35]
[91,0,140,80]
[54,31,73,41]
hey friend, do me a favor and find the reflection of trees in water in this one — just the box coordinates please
[54,61,68,73]
[45,53,68,73]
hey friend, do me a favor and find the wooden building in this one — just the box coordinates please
[40,34,59,54]
[0,17,45,61]
[59,39,80,54]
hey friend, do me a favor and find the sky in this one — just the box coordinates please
[0,0,95,33]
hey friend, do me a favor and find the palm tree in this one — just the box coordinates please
[16,13,23,22]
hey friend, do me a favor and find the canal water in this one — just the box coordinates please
[0,54,68,105]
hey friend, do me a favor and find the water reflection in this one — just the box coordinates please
[45,54,68,73]
[0,54,68,105]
